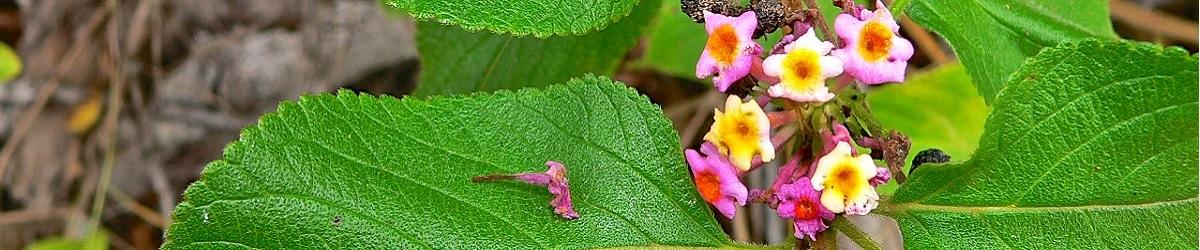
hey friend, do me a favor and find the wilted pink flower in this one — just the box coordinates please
[473,161,578,220]
[686,142,749,219]
[697,11,762,92]
[831,0,913,84]
[776,177,833,240]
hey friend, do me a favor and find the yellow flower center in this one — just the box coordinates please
[706,24,740,65]
[716,110,761,157]
[780,49,823,92]
[695,171,722,203]
[825,163,867,201]
[857,21,893,62]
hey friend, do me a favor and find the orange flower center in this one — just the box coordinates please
[695,171,722,203]
[794,197,819,220]
[781,49,822,90]
[857,21,893,62]
[706,24,740,65]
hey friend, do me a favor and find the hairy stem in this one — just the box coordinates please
[800,0,840,46]
[471,174,516,182]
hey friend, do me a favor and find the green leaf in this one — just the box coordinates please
[0,41,20,83]
[907,0,1117,104]
[412,0,660,96]
[381,0,637,37]
[866,63,990,194]
[883,40,1198,249]
[162,76,734,249]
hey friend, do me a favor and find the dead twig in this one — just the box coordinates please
[880,0,950,64]
[898,17,948,64]
[680,91,724,147]
[0,207,70,226]
[1109,0,1198,45]
[107,189,165,228]
[88,0,125,238]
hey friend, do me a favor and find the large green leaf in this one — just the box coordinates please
[883,40,1198,249]
[162,76,734,249]
[381,0,636,36]
[412,0,660,96]
[907,0,1117,104]
[866,63,990,194]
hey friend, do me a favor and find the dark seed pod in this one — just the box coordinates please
[681,0,745,23]
[910,148,951,173]
[750,0,788,37]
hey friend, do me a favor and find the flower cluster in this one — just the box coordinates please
[686,0,910,241]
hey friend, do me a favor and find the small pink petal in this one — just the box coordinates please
[687,143,748,219]
[696,50,719,79]
[834,14,865,43]
[732,11,759,37]
[873,0,900,31]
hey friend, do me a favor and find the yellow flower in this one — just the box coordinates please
[811,141,879,215]
[704,96,775,171]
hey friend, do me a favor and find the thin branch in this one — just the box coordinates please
[89,0,125,237]
[732,207,751,242]
[799,0,840,47]
[881,0,950,64]
[900,16,949,64]
[1109,0,1198,45]
[107,189,165,228]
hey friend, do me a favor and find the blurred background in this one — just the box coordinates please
[0,0,1193,249]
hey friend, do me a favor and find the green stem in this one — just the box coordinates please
[89,0,122,237]
[815,226,837,250]
[830,216,883,250]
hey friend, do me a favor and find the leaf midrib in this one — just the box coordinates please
[886,196,1197,215]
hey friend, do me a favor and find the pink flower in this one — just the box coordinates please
[686,142,749,219]
[473,161,578,220]
[831,0,914,84]
[776,177,834,240]
[697,11,762,92]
